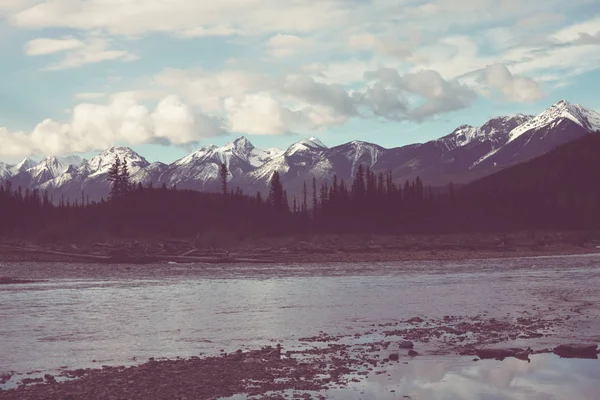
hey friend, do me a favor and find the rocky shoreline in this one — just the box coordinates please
[1,312,598,399]
[1,231,600,265]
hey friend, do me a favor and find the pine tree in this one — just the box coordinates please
[302,181,308,217]
[220,163,228,196]
[352,165,366,205]
[312,177,318,217]
[268,171,285,212]
[107,156,121,200]
[121,159,131,195]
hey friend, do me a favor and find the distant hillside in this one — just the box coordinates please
[458,132,600,230]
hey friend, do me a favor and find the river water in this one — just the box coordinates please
[1,254,599,398]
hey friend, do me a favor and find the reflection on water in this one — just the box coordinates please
[222,354,600,400]
[325,354,600,400]
[1,255,599,397]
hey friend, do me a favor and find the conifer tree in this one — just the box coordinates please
[220,163,228,196]
[107,156,121,200]
[121,159,131,194]
[312,177,318,217]
[268,171,285,212]
[302,181,308,217]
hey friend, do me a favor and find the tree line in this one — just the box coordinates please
[3,133,600,241]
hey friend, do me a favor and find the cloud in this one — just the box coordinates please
[154,68,277,113]
[11,0,350,37]
[348,32,418,58]
[153,67,471,131]
[224,92,348,135]
[24,36,83,55]
[478,63,544,103]
[24,34,138,70]
[178,25,242,38]
[267,34,314,58]
[44,36,138,70]
[515,13,564,30]
[361,68,477,120]
[282,75,356,116]
[551,17,600,44]
[0,94,224,160]
[0,0,36,16]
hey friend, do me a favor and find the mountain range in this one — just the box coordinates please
[1,100,599,202]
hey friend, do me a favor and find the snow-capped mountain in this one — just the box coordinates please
[508,100,600,143]
[10,157,37,175]
[27,155,87,186]
[475,100,600,170]
[1,100,598,201]
[158,137,284,189]
[0,162,11,179]
[247,137,329,186]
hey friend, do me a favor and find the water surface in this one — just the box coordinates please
[1,254,599,397]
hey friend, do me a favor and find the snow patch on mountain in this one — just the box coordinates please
[471,147,502,168]
[87,146,150,179]
[29,155,87,182]
[286,137,327,157]
[308,136,327,148]
[345,141,382,176]
[508,100,600,143]
[249,156,291,183]
[0,162,11,179]
[10,158,37,175]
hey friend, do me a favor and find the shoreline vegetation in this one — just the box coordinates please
[1,231,600,265]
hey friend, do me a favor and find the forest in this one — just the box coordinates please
[2,133,600,241]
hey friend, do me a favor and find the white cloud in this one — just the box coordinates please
[178,25,242,38]
[44,36,138,70]
[282,75,356,116]
[11,0,351,37]
[0,0,36,16]
[0,95,224,159]
[348,32,418,58]
[551,17,600,44]
[24,36,83,55]
[478,63,544,103]
[223,92,348,135]
[515,13,564,30]
[361,67,477,120]
[154,68,277,113]
[24,34,138,70]
[267,34,314,58]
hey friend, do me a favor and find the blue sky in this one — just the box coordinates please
[0,0,599,164]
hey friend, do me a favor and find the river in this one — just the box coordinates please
[1,254,599,398]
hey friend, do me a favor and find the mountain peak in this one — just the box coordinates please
[508,99,600,143]
[285,137,328,157]
[226,136,254,151]
[104,145,136,154]
[308,136,327,148]
[12,157,37,173]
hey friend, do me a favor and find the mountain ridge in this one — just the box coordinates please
[2,100,599,201]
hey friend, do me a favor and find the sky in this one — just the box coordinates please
[0,0,599,164]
